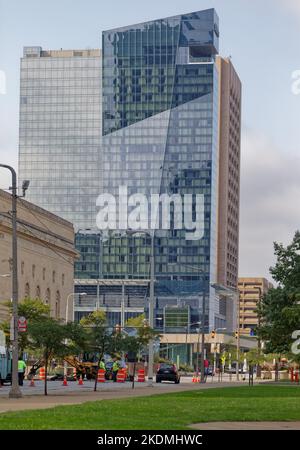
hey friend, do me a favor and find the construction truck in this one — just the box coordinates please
[27,353,99,380]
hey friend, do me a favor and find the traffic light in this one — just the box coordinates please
[115,324,121,334]
[211,330,216,339]
[235,330,239,339]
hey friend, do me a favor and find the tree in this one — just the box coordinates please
[27,317,71,395]
[125,314,146,328]
[122,321,160,388]
[257,231,300,361]
[80,310,113,392]
[0,298,50,353]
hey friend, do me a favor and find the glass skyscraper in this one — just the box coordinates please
[19,9,241,334]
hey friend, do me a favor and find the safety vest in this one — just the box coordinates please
[112,362,119,372]
[18,360,26,372]
[100,361,106,370]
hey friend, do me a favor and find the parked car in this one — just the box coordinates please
[156,363,180,384]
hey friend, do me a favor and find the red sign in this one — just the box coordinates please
[18,316,27,333]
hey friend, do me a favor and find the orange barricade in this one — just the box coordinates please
[73,368,77,380]
[137,369,145,382]
[117,370,125,383]
[97,369,106,383]
[39,367,45,380]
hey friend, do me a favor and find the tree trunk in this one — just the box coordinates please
[44,354,48,396]
[132,362,136,389]
[94,352,103,392]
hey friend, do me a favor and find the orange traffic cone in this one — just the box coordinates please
[78,375,84,386]
[62,376,68,386]
[29,378,35,387]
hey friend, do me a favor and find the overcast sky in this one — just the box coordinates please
[0,0,300,282]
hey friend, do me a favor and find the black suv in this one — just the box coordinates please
[156,363,180,384]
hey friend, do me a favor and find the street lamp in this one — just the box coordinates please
[0,164,23,399]
[125,229,155,387]
[64,292,87,378]
[65,292,87,323]
[185,321,201,368]
[171,263,207,383]
[211,283,239,379]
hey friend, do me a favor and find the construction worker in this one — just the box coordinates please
[112,359,120,382]
[18,356,27,386]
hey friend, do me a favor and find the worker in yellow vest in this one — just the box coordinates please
[18,356,27,386]
[112,359,120,382]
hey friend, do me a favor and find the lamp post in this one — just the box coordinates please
[211,283,239,380]
[126,230,155,387]
[173,263,206,384]
[0,164,22,398]
[64,292,87,378]
[185,321,201,369]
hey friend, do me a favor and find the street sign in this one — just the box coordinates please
[18,316,27,333]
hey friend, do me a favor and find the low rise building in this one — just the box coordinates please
[238,277,273,336]
[0,189,78,322]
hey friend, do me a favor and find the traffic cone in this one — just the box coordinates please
[62,376,68,386]
[29,378,35,387]
[78,375,84,386]
[192,374,196,383]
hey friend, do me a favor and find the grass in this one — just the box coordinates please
[1,385,300,429]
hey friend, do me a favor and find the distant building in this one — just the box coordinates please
[0,189,78,321]
[238,277,273,336]
[216,56,241,290]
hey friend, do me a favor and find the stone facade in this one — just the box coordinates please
[0,189,78,322]
[238,277,273,336]
[216,57,242,290]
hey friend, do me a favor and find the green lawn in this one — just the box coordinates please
[1,386,300,430]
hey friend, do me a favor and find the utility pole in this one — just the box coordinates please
[236,292,241,381]
[0,164,22,398]
[200,290,206,383]
[148,233,155,386]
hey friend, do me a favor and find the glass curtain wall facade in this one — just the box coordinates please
[101,9,221,330]
[18,9,232,332]
[18,47,102,230]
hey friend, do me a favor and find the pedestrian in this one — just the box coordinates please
[18,356,27,386]
[112,359,120,382]
[204,358,209,382]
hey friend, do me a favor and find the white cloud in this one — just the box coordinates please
[239,128,300,281]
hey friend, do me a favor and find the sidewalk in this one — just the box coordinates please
[190,421,300,430]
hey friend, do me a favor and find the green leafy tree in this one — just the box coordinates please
[125,314,146,328]
[27,317,72,395]
[257,231,300,361]
[80,310,114,391]
[0,298,50,352]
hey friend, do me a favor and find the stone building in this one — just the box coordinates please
[0,189,78,322]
